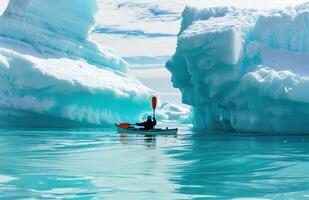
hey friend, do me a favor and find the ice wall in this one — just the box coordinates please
[167,4,309,133]
[0,0,152,127]
[0,0,127,72]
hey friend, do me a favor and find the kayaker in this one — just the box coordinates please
[136,116,156,130]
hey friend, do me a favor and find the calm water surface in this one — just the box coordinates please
[0,126,308,199]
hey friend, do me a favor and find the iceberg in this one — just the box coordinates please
[0,0,152,127]
[167,4,309,133]
[141,103,190,123]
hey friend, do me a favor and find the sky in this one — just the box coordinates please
[1,0,309,105]
[94,0,309,57]
[93,0,309,105]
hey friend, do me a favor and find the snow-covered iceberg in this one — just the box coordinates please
[167,4,309,133]
[0,0,152,127]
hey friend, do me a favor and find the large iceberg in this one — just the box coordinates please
[0,0,152,127]
[167,4,309,133]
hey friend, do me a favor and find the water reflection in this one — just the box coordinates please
[0,128,308,199]
[167,131,309,199]
[119,134,157,148]
[0,129,184,199]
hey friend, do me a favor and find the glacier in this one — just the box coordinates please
[0,0,152,127]
[167,4,309,133]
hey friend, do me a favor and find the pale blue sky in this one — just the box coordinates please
[92,0,309,105]
[93,0,308,57]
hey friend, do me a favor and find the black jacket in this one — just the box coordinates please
[136,118,156,130]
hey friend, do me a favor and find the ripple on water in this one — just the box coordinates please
[0,128,308,199]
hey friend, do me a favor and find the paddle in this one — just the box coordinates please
[119,96,157,128]
[119,123,133,129]
[152,96,157,118]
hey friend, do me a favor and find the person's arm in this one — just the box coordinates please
[153,118,157,126]
[136,121,147,126]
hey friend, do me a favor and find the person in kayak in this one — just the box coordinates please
[136,116,156,130]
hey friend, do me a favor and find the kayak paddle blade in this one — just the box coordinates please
[119,123,132,129]
[152,96,157,118]
[152,96,157,110]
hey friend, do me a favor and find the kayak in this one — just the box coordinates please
[115,124,178,136]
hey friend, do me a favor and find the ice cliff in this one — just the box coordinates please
[167,4,309,133]
[0,0,151,127]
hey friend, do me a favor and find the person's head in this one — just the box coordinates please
[147,115,152,120]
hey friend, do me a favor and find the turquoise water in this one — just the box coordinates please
[0,126,308,199]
